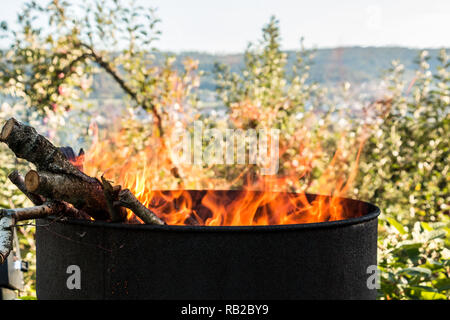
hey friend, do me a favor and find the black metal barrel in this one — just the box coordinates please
[36,192,380,300]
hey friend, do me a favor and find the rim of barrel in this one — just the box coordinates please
[41,191,380,232]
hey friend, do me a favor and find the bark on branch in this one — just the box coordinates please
[1,118,109,220]
[116,189,165,225]
[9,170,91,220]
[101,176,127,222]
[0,215,14,265]
[25,170,109,220]
[8,170,45,205]
[0,201,65,264]
[0,202,59,222]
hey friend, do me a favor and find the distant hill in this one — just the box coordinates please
[88,46,448,99]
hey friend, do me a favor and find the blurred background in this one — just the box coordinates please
[0,0,448,299]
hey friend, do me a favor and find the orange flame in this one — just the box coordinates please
[74,118,367,226]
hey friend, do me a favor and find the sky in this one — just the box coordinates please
[1,0,450,53]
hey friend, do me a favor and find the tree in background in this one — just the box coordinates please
[214,16,362,192]
[0,0,201,184]
[359,50,449,299]
[0,0,201,297]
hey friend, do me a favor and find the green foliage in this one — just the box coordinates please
[213,16,340,185]
[378,216,449,299]
[359,50,449,223]
[214,16,316,124]
[0,0,199,130]
[356,49,450,299]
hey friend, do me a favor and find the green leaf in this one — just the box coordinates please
[386,217,406,234]
[433,278,450,292]
[399,267,432,277]
[425,229,447,241]
[419,260,444,272]
[407,286,447,300]
[419,291,448,300]
[421,222,433,231]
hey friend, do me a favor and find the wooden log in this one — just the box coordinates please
[116,189,166,225]
[0,202,59,222]
[9,170,91,220]
[25,170,109,220]
[1,202,55,264]
[8,170,45,205]
[1,119,158,223]
[101,176,127,222]
[0,118,94,183]
[0,201,71,264]
[0,215,14,264]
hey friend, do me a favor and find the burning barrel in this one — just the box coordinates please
[35,191,380,300]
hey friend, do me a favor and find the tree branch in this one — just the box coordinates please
[0,202,60,222]
[8,170,45,205]
[101,176,127,222]
[25,170,109,220]
[0,118,96,184]
[115,189,165,225]
[77,42,183,182]
[0,201,65,264]
[0,215,14,265]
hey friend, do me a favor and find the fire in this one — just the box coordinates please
[74,118,367,226]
